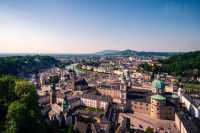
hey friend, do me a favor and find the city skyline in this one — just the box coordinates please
[0,0,200,53]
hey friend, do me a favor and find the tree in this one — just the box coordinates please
[50,75,60,84]
[5,100,45,133]
[15,80,34,98]
[0,76,16,125]
[67,124,74,133]
[0,76,46,133]
[0,55,60,76]
[0,76,16,104]
[145,127,154,133]
[140,63,153,72]
[5,101,29,133]
[160,51,200,77]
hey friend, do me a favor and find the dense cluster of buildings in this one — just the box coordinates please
[35,56,200,133]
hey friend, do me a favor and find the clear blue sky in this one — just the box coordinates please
[0,0,200,53]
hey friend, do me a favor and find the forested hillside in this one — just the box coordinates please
[0,55,60,75]
[139,51,200,84]
[160,51,200,77]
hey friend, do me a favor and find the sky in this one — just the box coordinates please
[0,0,200,53]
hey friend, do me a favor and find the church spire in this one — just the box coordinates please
[50,83,56,105]
[62,93,70,112]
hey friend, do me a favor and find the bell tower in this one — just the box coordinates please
[120,73,127,105]
[62,93,70,112]
[50,83,56,105]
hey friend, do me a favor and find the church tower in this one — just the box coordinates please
[70,68,76,92]
[62,93,70,112]
[120,73,127,105]
[50,83,56,105]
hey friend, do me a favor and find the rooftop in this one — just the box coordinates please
[97,83,121,91]
[151,94,166,101]
[81,94,112,102]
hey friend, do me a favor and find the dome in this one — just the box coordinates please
[171,93,179,99]
[151,94,166,101]
[152,80,165,90]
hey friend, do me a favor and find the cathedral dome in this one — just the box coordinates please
[171,93,179,99]
[151,94,166,101]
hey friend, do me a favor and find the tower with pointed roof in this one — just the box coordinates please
[62,93,70,112]
[120,73,127,105]
[50,83,57,105]
[70,68,77,92]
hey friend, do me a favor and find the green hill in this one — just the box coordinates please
[160,51,200,77]
[0,55,60,76]
[95,49,176,57]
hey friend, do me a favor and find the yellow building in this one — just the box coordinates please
[131,94,174,120]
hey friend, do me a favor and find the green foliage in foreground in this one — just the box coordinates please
[145,127,154,133]
[0,75,45,133]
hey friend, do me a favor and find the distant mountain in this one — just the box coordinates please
[95,49,177,57]
[95,50,120,55]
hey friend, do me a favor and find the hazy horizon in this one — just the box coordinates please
[0,49,197,55]
[0,0,200,53]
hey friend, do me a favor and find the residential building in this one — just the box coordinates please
[81,94,112,110]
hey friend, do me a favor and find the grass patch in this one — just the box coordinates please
[183,83,200,93]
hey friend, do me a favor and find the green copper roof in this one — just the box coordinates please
[171,93,179,99]
[50,84,56,95]
[51,84,56,91]
[152,80,165,90]
[151,94,166,100]
[63,99,69,110]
